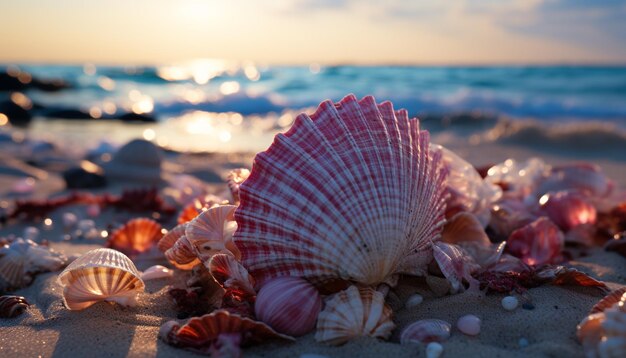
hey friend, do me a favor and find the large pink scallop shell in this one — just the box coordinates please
[233,95,448,287]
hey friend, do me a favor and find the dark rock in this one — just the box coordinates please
[45,108,93,119]
[63,167,107,189]
[0,100,32,126]
[103,139,162,184]
[115,112,157,123]
[0,69,69,92]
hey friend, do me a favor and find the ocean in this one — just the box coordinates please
[2,63,626,154]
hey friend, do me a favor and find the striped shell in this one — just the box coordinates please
[0,295,30,318]
[255,276,322,336]
[57,248,145,310]
[159,310,294,355]
[315,285,395,345]
[433,242,480,293]
[157,223,200,270]
[441,212,490,246]
[0,238,67,291]
[186,205,239,262]
[177,194,229,225]
[400,319,452,345]
[234,95,448,287]
[106,218,162,257]
[208,253,256,299]
[227,168,250,204]
[577,289,626,358]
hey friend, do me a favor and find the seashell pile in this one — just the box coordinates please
[0,238,67,291]
[57,248,145,310]
[233,94,448,288]
[577,288,626,358]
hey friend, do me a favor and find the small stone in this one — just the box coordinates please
[426,342,444,358]
[405,294,424,308]
[457,314,481,336]
[23,226,39,241]
[62,212,78,229]
[77,219,95,232]
[518,337,529,348]
[501,296,519,311]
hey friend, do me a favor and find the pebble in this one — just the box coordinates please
[502,296,519,311]
[23,226,39,241]
[426,342,444,358]
[405,293,424,308]
[457,314,481,335]
[518,337,529,348]
[62,212,78,229]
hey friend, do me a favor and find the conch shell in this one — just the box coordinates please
[234,95,448,287]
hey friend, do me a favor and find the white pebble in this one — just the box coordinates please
[63,212,78,229]
[457,314,481,336]
[426,342,444,358]
[23,226,39,241]
[405,294,424,308]
[502,296,519,311]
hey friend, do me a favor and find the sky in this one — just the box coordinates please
[1,0,625,65]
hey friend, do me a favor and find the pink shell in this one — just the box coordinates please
[536,163,612,198]
[441,212,490,246]
[208,253,256,300]
[400,319,451,345]
[177,194,229,225]
[433,242,480,293]
[158,223,187,253]
[159,310,294,355]
[0,295,30,318]
[539,191,597,231]
[590,288,626,314]
[255,276,322,336]
[165,236,200,270]
[457,314,481,335]
[506,217,564,266]
[106,218,162,257]
[489,198,537,239]
[233,95,448,287]
[186,205,239,263]
[227,168,250,204]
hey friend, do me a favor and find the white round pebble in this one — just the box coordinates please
[502,296,519,311]
[63,212,78,229]
[405,293,424,308]
[457,314,481,336]
[426,342,444,358]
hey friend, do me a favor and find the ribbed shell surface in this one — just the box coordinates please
[58,248,141,284]
[233,95,448,287]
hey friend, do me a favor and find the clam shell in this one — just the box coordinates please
[227,168,250,204]
[159,310,294,355]
[255,276,322,336]
[186,205,239,262]
[234,95,448,287]
[57,248,144,310]
[207,253,256,299]
[315,285,395,345]
[106,218,162,256]
[0,295,30,318]
[400,319,451,345]
[0,238,67,291]
[506,217,564,266]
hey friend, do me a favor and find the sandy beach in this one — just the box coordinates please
[1,126,624,358]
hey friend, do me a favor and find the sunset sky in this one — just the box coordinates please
[1,0,625,65]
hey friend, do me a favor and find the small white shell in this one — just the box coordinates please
[457,315,481,336]
[0,238,67,290]
[255,276,322,336]
[426,342,444,358]
[501,296,519,311]
[400,319,451,345]
[57,248,144,310]
[315,285,395,345]
[140,265,174,281]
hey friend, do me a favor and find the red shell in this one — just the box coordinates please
[506,217,564,266]
[106,218,162,256]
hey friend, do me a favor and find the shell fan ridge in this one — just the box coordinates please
[233,94,448,288]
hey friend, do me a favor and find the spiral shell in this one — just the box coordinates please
[227,168,250,204]
[186,205,239,262]
[57,248,144,310]
[159,310,294,355]
[0,238,67,291]
[315,285,395,345]
[255,276,322,336]
[106,218,162,257]
[577,289,626,358]
[0,295,30,318]
[234,95,448,288]
[400,319,451,345]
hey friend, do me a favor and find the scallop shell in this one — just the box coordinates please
[432,242,480,293]
[177,194,229,225]
[400,319,451,345]
[158,223,187,253]
[577,289,626,358]
[186,205,239,262]
[159,309,294,355]
[227,168,250,204]
[590,288,626,315]
[0,295,30,318]
[315,285,395,345]
[207,253,256,299]
[57,248,145,310]
[506,217,564,266]
[441,212,490,246]
[234,95,448,287]
[255,276,322,336]
[540,191,597,231]
[0,238,67,291]
[106,218,162,257]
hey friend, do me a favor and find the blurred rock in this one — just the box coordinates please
[0,69,69,92]
[0,100,32,126]
[116,112,157,123]
[63,167,107,189]
[103,139,163,184]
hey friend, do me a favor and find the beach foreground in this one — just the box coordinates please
[0,131,624,357]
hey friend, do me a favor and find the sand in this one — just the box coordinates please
[0,137,624,358]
